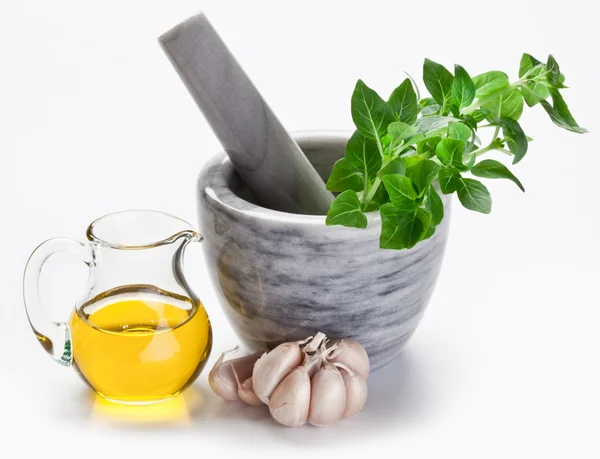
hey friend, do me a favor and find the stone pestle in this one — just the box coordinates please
[159,13,334,215]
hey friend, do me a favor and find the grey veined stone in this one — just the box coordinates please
[197,131,451,371]
[159,13,333,215]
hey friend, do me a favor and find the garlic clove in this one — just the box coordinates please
[235,372,263,406]
[269,367,311,427]
[252,341,305,404]
[327,338,370,380]
[335,363,368,418]
[209,346,264,401]
[308,362,346,426]
[208,346,239,401]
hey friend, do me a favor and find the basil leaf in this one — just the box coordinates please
[500,117,528,164]
[418,97,441,115]
[345,130,381,176]
[482,88,524,120]
[471,159,525,192]
[416,135,442,158]
[423,224,436,239]
[363,182,389,212]
[551,89,586,133]
[380,204,431,250]
[448,122,472,142]
[546,55,567,89]
[426,186,444,226]
[414,115,458,133]
[449,103,461,118]
[326,158,364,192]
[435,138,466,170]
[351,79,394,140]
[438,167,460,194]
[456,178,492,214]
[532,83,550,101]
[520,61,552,107]
[520,84,549,108]
[420,105,440,116]
[519,53,542,78]
[405,159,441,196]
[325,190,368,228]
[419,97,438,108]
[538,90,587,134]
[383,175,419,202]
[473,71,510,98]
[388,122,418,143]
[377,157,406,179]
[461,115,476,131]
[379,205,407,250]
[423,58,454,108]
[388,78,418,123]
[381,133,392,148]
[538,99,581,133]
[452,64,476,111]
[402,156,421,168]
[520,85,536,107]
[470,109,490,123]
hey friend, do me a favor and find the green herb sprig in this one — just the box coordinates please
[325,53,587,250]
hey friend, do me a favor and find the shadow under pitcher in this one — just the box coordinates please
[23,210,212,405]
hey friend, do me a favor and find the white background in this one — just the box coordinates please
[1,0,599,457]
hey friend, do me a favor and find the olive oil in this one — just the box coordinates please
[70,286,212,404]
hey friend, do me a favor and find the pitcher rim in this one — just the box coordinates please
[86,209,201,249]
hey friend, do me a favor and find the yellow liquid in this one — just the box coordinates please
[70,287,212,404]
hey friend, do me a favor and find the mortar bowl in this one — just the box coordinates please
[197,131,451,370]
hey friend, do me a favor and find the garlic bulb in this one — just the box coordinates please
[208,346,264,401]
[208,332,370,427]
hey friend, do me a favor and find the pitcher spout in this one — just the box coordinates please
[165,229,203,246]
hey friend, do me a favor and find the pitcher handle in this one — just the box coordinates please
[22,238,94,366]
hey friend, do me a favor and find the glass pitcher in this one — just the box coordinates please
[23,210,213,404]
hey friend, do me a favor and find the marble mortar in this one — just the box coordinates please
[197,131,451,370]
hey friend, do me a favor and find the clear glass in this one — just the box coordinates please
[23,210,213,404]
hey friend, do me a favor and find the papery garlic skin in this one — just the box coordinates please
[252,341,304,404]
[308,363,346,426]
[303,332,326,354]
[327,338,370,380]
[209,347,263,401]
[335,364,368,418]
[269,366,311,427]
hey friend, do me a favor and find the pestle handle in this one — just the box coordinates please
[159,13,334,215]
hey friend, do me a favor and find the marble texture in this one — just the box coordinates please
[159,13,333,215]
[197,131,451,370]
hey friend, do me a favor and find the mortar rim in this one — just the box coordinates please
[198,130,385,225]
